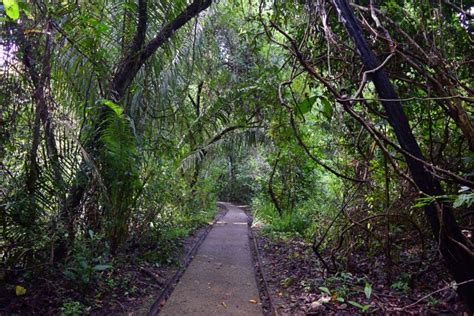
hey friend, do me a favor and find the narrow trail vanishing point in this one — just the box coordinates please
[159,202,262,315]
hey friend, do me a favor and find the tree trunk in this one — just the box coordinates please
[332,0,474,311]
[448,95,474,151]
[268,153,283,215]
[19,23,71,260]
[20,24,66,210]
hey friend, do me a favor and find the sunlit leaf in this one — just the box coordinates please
[102,100,124,116]
[15,285,27,296]
[318,286,331,295]
[3,0,20,20]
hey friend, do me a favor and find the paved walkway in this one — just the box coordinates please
[160,203,262,315]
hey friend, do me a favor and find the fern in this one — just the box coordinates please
[100,105,141,251]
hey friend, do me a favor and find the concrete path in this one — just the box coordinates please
[160,203,262,315]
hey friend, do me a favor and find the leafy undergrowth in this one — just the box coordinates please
[2,260,172,314]
[255,232,466,315]
[0,207,222,315]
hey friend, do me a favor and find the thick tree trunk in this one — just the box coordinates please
[332,0,474,311]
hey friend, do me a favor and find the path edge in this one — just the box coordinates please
[245,207,277,316]
[147,203,229,316]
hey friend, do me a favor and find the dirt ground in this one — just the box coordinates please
[254,232,466,315]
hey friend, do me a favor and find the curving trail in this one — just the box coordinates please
[159,202,262,315]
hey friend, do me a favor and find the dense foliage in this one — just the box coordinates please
[0,0,473,313]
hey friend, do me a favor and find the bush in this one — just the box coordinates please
[253,197,313,238]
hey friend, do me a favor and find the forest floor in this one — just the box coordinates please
[2,203,467,315]
[254,232,466,315]
[0,206,227,315]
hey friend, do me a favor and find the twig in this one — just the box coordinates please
[268,15,474,188]
[395,279,474,311]
[352,53,394,99]
[268,152,283,215]
[139,267,162,284]
[338,95,474,103]
[289,113,366,183]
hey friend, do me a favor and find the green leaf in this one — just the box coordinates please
[318,286,331,295]
[364,282,372,299]
[79,259,88,270]
[3,0,20,20]
[453,192,474,208]
[348,300,364,309]
[63,270,76,280]
[18,1,31,18]
[412,196,436,208]
[320,97,333,120]
[297,96,317,115]
[348,301,370,312]
[453,196,464,208]
[102,99,123,116]
[81,274,90,284]
[92,264,112,271]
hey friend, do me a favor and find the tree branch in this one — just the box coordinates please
[110,0,212,101]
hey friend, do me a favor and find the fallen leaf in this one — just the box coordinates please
[338,303,347,310]
[310,301,322,311]
[15,285,27,296]
[320,293,331,303]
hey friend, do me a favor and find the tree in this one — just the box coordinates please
[331,1,473,310]
[60,0,213,254]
